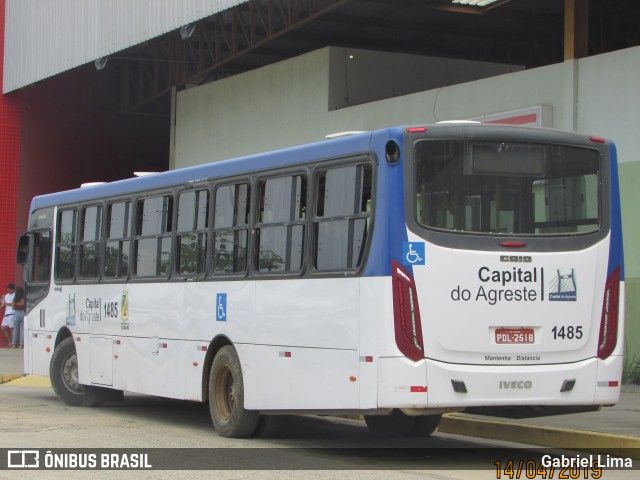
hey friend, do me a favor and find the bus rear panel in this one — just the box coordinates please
[375,124,624,413]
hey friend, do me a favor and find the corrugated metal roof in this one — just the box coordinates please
[3,0,246,93]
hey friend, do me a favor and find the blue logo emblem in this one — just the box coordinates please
[402,242,425,266]
[216,293,227,321]
[548,269,577,302]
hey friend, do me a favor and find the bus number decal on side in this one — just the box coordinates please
[103,301,119,319]
[216,293,227,322]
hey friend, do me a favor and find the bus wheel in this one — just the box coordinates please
[209,345,259,438]
[409,414,442,437]
[50,337,88,407]
[364,412,416,437]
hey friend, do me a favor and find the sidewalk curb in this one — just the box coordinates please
[0,374,23,384]
[439,414,640,459]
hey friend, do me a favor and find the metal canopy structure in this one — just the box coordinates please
[88,0,640,115]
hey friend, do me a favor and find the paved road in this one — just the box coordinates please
[1,348,638,478]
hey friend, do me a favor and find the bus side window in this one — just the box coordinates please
[255,175,306,273]
[134,195,173,277]
[213,183,250,275]
[313,163,372,271]
[55,209,77,281]
[79,205,102,279]
[32,231,52,283]
[176,189,208,276]
[105,201,131,278]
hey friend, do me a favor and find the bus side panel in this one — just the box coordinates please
[358,276,394,409]
[377,357,428,408]
[28,330,54,377]
[251,345,360,409]
[250,278,360,409]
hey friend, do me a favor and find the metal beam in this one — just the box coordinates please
[120,0,352,114]
[565,0,589,59]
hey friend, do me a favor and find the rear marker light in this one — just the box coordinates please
[392,261,425,362]
[589,136,606,143]
[198,345,208,352]
[406,127,427,133]
[597,381,620,388]
[598,266,620,360]
[410,386,427,393]
[279,351,292,358]
[499,242,526,248]
[359,356,374,363]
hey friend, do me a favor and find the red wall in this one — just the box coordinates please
[17,65,170,238]
[0,0,169,301]
[0,0,21,294]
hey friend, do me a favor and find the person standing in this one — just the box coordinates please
[11,286,25,349]
[1,284,15,347]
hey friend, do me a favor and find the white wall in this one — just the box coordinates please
[577,47,640,163]
[174,45,640,168]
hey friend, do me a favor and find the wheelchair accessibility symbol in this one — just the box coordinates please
[216,293,227,322]
[402,242,425,266]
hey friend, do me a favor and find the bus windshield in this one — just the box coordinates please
[414,139,601,235]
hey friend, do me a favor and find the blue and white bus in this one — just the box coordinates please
[17,123,624,438]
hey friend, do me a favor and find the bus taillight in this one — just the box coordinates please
[391,261,425,362]
[598,266,621,360]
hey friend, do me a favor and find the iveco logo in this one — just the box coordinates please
[499,380,533,389]
[500,256,532,263]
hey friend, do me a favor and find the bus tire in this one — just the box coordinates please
[364,412,416,437]
[409,414,442,437]
[208,345,259,438]
[50,337,96,407]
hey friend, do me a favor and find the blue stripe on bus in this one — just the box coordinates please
[362,127,409,277]
[608,142,625,280]
[30,132,375,211]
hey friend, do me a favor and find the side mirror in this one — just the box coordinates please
[16,234,29,265]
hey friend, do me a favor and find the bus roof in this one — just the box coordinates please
[29,122,609,212]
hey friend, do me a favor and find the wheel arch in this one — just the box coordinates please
[201,334,233,402]
[54,327,73,348]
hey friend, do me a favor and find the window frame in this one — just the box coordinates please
[174,186,211,279]
[54,207,79,283]
[211,179,252,278]
[103,198,133,282]
[310,161,374,273]
[253,170,309,277]
[77,203,104,281]
[132,192,175,279]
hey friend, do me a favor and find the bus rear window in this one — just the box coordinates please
[414,140,600,235]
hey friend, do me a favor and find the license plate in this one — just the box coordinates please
[495,328,534,344]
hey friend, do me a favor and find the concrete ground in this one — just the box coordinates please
[2,346,638,457]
